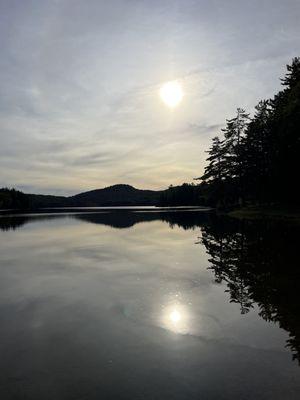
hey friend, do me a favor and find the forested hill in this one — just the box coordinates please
[69,184,162,206]
[0,185,163,210]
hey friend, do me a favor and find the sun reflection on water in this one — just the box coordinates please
[161,303,190,334]
[170,310,181,323]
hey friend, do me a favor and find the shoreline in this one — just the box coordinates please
[0,205,213,217]
[226,206,300,222]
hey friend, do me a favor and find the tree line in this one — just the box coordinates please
[160,57,300,208]
[0,188,30,210]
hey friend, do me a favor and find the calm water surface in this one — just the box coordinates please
[0,211,299,399]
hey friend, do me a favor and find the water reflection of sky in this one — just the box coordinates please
[0,213,299,399]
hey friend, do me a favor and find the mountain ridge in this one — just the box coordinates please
[69,184,163,206]
[1,185,165,209]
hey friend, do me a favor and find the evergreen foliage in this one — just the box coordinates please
[160,58,300,208]
[0,188,30,210]
[198,57,300,207]
[160,57,299,207]
[158,183,203,206]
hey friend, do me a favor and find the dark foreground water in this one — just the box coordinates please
[0,210,299,399]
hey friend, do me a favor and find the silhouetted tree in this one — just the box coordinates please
[242,100,273,202]
[0,188,30,210]
[159,183,204,206]
[195,57,300,208]
[201,137,227,183]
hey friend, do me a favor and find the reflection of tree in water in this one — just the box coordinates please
[0,216,31,231]
[75,210,210,230]
[0,214,68,231]
[0,210,210,231]
[2,210,299,363]
[200,216,300,363]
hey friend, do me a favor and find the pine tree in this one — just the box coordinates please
[200,136,227,183]
[198,58,300,208]
[281,57,300,88]
[242,100,273,202]
[222,108,250,182]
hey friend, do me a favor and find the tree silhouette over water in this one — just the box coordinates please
[200,216,300,363]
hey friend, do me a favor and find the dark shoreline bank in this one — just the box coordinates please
[226,206,300,222]
[0,206,213,216]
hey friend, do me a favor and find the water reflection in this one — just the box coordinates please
[170,309,181,323]
[200,215,300,363]
[161,303,190,334]
[0,209,209,231]
[0,210,299,398]
[0,210,299,362]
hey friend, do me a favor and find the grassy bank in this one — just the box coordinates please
[227,206,300,222]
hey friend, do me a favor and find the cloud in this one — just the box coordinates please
[0,0,299,194]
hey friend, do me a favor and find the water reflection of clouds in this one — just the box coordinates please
[0,212,293,361]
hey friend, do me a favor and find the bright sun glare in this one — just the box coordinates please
[159,81,183,108]
[169,310,181,323]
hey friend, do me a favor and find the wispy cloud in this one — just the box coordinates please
[0,0,299,194]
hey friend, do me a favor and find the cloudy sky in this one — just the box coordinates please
[0,0,299,195]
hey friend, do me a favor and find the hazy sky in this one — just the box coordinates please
[1,0,299,195]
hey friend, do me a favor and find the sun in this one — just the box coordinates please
[159,81,183,108]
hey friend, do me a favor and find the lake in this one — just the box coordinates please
[0,210,299,399]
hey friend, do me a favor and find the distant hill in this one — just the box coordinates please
[1,185,164,210]
[70,184,162,206]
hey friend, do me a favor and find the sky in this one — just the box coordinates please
[0,0,299,195]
